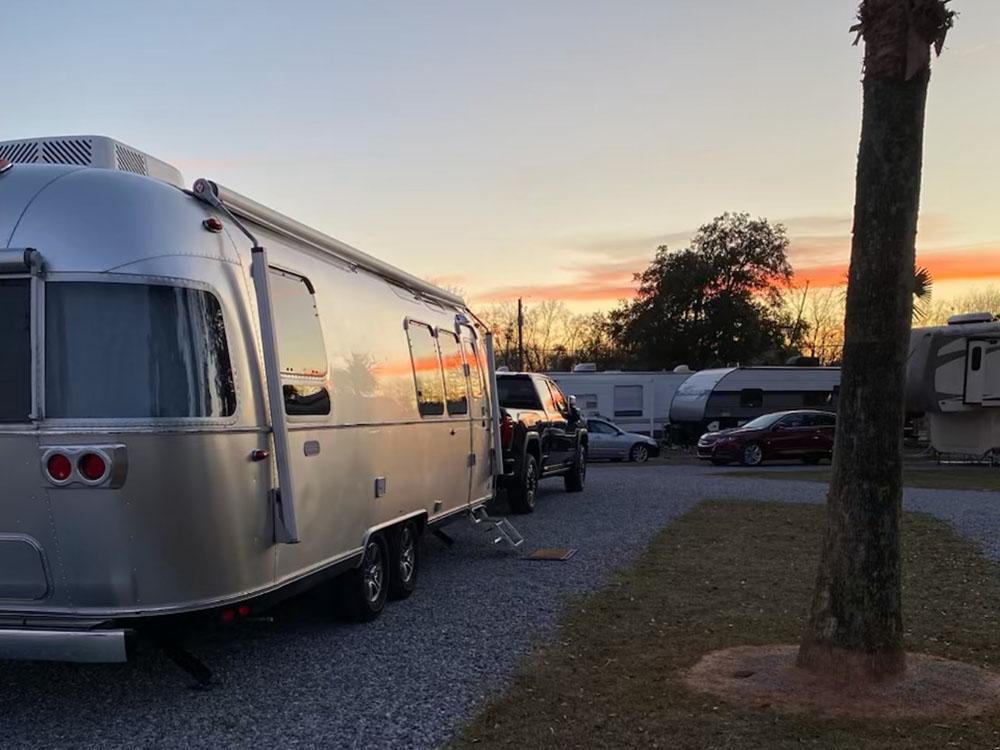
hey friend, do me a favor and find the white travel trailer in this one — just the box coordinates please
[669,366,841,442]
[907,313,1000,457]
[0,135,508,671]
[547,367,693,437]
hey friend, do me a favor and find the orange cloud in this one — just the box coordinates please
[476,257,643,303]
[795,245,1000,288]
[473,240,1000,308]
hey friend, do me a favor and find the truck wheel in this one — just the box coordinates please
[346,533,389,621]
[564,443,587,492]
[509,453,539,514]
[388,520,419,600]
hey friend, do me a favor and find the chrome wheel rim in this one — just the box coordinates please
[633,445,648,463]
[399,526,416,583]
[364,541,384,603]
[525,463,537,506]
[744,444,763,465]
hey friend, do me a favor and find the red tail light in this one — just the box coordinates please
[46,454,72,482]
[78,453,108,482]
[500,414,514,449]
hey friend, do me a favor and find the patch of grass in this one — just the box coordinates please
[452,502,1000,749]
[725,466,1000,492]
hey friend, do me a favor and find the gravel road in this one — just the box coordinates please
[1,464,996,749]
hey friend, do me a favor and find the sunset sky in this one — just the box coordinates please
[5,1,999,311]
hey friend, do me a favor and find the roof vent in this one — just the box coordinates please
[0,135,182,187]
[572,363,598,372]
[673,364,692,373]
[947,312,996,325]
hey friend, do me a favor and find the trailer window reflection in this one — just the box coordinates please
[268,269,328,377]
[406,322,445,417]
[46,282,236,418]
[438,331,468,416]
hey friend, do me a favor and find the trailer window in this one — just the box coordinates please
[463,339,484,400]
[0,279,31,423]
[802,391,831,407]
[46,283,235,418]
[739,388,764,408]
[269,269,328,377]
[613,385,643,417]
[971,346,983,372]
[406,322,445,417]
[438,331,468,416]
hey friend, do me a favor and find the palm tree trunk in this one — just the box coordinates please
[798,0,952,682]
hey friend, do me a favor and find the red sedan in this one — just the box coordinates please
[697,410,836,467]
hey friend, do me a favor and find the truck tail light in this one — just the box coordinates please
[500,414,514,449]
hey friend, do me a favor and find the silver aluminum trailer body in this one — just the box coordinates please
[669,366,841,441]
[546,371,692,438]
[907,317,1000,456]
[0,138,498,661]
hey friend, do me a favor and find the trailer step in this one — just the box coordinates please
[469,506,524,549]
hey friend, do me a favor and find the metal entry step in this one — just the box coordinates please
[469,506,524,549]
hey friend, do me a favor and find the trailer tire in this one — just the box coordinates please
[345,533,389,622]
[564,443,587,493]
[388,520,420,600]
[509,453,539,514]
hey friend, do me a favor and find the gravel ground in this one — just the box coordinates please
[1,464,997,749]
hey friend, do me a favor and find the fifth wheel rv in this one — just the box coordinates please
[0,135,510,671]
[907,313,1000,457]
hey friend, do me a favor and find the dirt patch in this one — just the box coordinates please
[686,644,1000,719]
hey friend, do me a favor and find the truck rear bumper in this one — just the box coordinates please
[0,627,130,663]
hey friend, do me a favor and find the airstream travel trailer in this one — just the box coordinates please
[907,313,1000,457]
[669,366,841,442]
[0,135,510,669]
[547,366,694,437]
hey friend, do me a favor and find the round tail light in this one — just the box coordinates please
[46,454,72,482]
[78,453,108,482]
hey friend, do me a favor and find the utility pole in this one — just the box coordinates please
[517,297,525,371]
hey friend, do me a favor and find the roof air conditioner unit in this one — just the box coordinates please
[0,135,184,187]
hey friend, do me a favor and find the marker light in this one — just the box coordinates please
[203,217,224,233]
[46,454,72,482]
[0,158,13,175]
[78,453,108,482]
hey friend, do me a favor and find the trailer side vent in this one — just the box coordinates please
[115,144,148,176]
[41,138,93,166]
[0,141,40,164]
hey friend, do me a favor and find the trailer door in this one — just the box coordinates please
[965,340,988,405]
[459,326,493,505]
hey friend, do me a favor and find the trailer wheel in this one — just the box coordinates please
[388,520,420,600]
[564,443,587,492]
[509,453,539,514]
[346,533,389,622]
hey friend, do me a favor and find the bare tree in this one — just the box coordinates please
[798,0,955,681]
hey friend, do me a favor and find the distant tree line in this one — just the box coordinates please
[478,212,996,373]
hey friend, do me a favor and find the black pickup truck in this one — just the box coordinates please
[496,372,588,513]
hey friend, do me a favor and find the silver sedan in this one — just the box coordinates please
[585,418,661,463]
